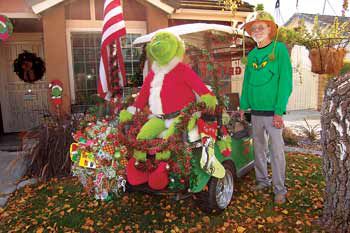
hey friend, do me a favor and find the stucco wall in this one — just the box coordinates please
[93,0,146,21]
[145,4,168,33]
[0,0,32,13]
[42,5,71,114]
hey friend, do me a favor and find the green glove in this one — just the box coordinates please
[200,94,217,111]
[187,112,200,131]
[222,111,230,125]
[119,109,133,123]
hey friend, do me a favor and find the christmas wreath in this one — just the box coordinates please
[13,50,46,83]
[0,15,13,41]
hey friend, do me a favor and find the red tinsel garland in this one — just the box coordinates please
[117,102,207,157]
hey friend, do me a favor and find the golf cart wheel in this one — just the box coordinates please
[205,161,236,212]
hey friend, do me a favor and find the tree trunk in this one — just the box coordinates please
[321,73,350,232]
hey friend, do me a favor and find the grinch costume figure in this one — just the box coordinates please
[120,31,225,190]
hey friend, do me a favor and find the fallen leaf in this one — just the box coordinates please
[266,216,274,223]
[85,217,94,226]
[36,227,44,233]
[202,216,210,224]
[282,210,289,215]
[237,226,246,233]
[274,215,283,223]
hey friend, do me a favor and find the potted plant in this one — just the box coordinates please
[275,26,301,55]
[296,16,349,75]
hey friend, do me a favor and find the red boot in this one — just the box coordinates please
[148,162,169,190]
[126,157,149,186]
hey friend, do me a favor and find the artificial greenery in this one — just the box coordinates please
[218,0,243,13]
[294,16,349,49]
[275,15,349,50]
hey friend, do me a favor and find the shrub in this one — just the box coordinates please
[282,127,299,146]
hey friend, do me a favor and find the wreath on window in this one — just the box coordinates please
[13,51,46,83]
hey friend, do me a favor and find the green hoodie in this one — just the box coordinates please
[240,41,293,116]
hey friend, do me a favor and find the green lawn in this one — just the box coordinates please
[0,153,325,233]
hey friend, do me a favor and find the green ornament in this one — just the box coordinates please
[114,150,121,159]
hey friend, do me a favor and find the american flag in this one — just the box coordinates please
[98,0,126,100]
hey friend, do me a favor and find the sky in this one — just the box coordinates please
[244,0,350,25]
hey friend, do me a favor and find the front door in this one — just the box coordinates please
[0,33,49,133]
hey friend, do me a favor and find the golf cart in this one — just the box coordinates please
[126,23,256,212]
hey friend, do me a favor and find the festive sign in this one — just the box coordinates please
[49,80,63,106]
[197,119,225,178]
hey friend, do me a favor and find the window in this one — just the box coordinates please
[121,34,143,86]
[71,32,142,105]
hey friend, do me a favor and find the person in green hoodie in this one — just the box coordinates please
[239,11,293,204]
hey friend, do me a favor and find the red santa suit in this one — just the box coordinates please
[132,58,212,115]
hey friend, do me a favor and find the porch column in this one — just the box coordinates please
[42,5,71,114]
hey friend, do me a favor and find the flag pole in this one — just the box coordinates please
[98,0,126,101]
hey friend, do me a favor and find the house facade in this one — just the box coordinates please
[0,0,254,133]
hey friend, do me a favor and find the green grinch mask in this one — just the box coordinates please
[147,31,185,66]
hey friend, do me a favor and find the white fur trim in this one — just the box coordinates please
[164,118,175,128]
[149,57,181,115]
[127,106,137,114]
[157,118,176,138]
[52,85,63,91]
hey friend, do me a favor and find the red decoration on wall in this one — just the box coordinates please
[49,80,63,106]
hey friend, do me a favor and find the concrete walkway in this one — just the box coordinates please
[284,109,320,121]
[0,134,38,208]
[0,151,29,207]
[284,109,321,137]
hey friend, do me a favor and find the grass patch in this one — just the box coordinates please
[0,153,325,233]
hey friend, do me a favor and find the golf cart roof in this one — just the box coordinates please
[132,23,246,46]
